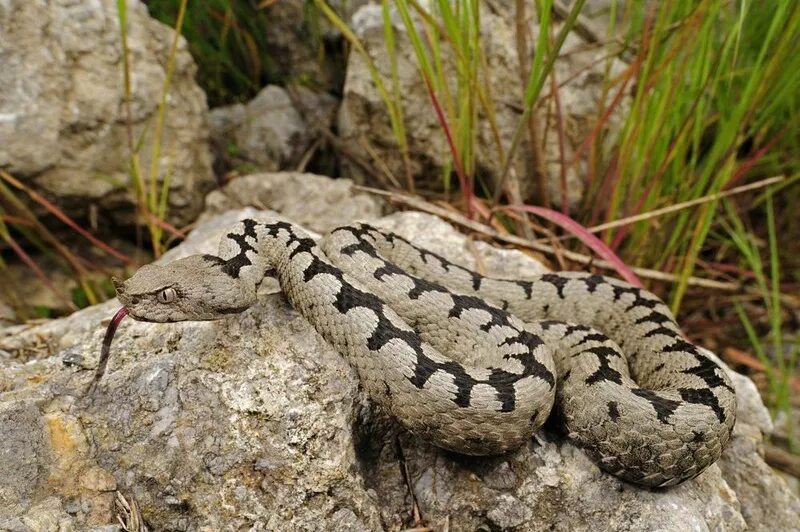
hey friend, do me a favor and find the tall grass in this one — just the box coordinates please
[580,0,800,312]
[146,0,277,106]
[723,187,799,451]
[312,0,414,189]
[117,0,188,257]
[315,0,586,217]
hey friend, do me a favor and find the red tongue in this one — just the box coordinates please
[87,307,129,395]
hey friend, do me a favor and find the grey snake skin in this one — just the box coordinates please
[113,219,736,487]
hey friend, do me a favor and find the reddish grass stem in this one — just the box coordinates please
[422,76,474,218]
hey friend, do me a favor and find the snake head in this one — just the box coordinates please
[113,255,257,322]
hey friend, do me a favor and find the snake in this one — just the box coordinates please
[103,218,736,488]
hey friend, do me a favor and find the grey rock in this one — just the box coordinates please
[201,171,385,235]
[338,4,629,208]
[0,0,214,227]
[209,86,338,177]
[256,0,370,90]
[208,103,247,156]
[711,356,800,530]
[0,259,84,322]
[0,401,46,508]
[17,497,78,531]
[235,86,304,170]
[0,206,796,529]
[718,427,800,530]
[0,516,29,532]
[726,368,773,435]
[0,300,17,329]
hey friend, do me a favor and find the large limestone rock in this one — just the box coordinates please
[338,4,628,208]
[0,0,214,227]
[209,87,338,178]
[0,176,796,529]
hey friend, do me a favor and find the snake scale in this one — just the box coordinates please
[110,218,736,487]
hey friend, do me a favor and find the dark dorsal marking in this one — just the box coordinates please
[631,388,681,424]
[611,285,663,312]
[563,324,592,337]
[584,346,624,385]
[607,401,621,421]
[374,261,406,281]
[540,319,561,330]
[678,387,727,423]
[644,327,678,339]
[540,274,569,298]
[471,272,482,291]
[571,333,608,348]
[202,254,225,264]
[584,274,606,292]
[222,218,259,278]
[515,280,533,299]
[634,310,673,326]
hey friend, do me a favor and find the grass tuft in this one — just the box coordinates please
[579,1,800,312]
[118,0,188,257]
[723,186,798,451]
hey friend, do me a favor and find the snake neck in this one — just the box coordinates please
[216,220,322,302]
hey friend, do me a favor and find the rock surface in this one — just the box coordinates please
[1,194,797,530]
[0,0,214,226]
[255,0,369,92]
[201,172,385,235]
[338,4,629,207]
[209,87,338,177]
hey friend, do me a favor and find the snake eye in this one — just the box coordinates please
[157,288,177,304]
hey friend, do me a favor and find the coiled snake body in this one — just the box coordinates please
[112,219,736,487]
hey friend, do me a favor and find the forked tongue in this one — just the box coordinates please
[86,307,129,395]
